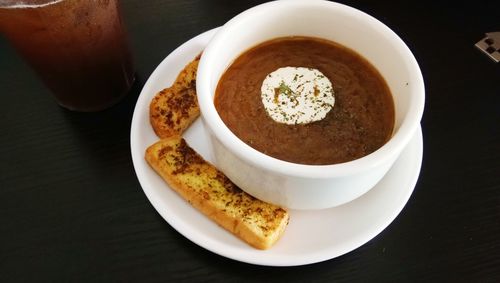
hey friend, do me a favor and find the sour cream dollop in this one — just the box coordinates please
[261,67,335,125]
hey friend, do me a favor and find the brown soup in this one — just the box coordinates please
[214,37,395,165]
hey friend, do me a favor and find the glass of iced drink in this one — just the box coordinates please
[0,0,135,112]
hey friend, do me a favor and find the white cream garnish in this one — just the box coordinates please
[261,67,334,125]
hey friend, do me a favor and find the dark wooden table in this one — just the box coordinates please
[1,0,499,281]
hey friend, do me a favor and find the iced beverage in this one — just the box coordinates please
[0,0,135,111]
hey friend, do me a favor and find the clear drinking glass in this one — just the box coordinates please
[0,0,135,112]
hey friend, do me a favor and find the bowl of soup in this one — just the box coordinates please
[197,0,424,210]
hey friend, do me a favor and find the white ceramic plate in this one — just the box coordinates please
[130,28,423,266]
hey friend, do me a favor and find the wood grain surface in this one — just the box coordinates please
[0,0,499,281]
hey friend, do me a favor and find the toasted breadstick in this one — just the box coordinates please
[150,54,201,138]
[145,136,290,250]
